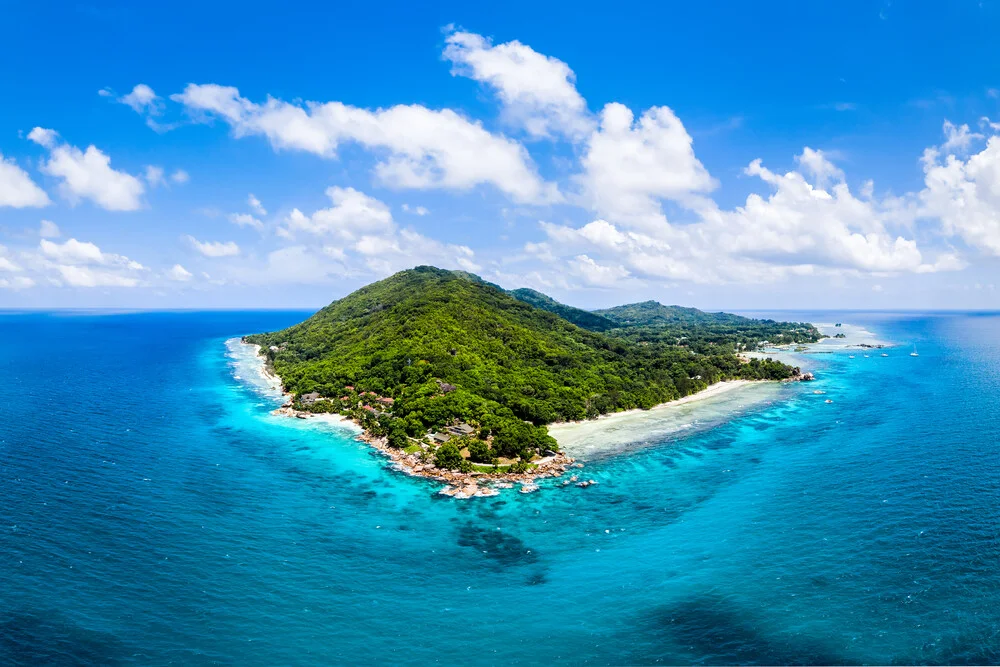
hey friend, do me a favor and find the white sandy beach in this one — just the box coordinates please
[548,380,783,458]
[552,379,760,429]
[226,338,363,434]
[292,411,364,433]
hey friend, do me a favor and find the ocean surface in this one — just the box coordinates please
[3,310,1000,665]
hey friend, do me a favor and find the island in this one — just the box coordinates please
[243,266,821,496]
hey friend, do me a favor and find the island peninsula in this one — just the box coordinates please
[243,266,820,496]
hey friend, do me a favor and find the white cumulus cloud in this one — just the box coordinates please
[186,236,240,257]
[577,103,716,231]
[228,212,263,229]
[29,128,145,211]
[443,28,593,141]
[167,264,193,281]
[26,127,58,148]
[402,203,429,216]
[33,237,145,288]
[919,135,1000,255]
[248,193,266,215]
[530,147,961,287]
[0,153,50,208]
[120,84,161,114]
[171,83,559,204]
[39,220,60,238]
[281,186,394,240]
[56,265,140,287]
[145,165,166,187]
[941,120,983,155]
[40,238,143,268]
[0,276,34,289]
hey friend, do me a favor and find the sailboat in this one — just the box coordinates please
[910,345,919,357]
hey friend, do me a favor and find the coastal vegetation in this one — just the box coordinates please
[592,301,820,353]
[244,266,820,466]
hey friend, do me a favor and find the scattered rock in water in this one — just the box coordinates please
[269,388,577,498]
[437,483,499,499]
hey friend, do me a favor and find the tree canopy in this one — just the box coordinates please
[244,266,819,461]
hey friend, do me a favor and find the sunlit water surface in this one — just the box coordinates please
[2,310,1000,665]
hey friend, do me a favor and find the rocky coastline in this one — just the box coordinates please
[245,341,579,497]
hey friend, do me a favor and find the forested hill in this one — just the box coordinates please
[510,292,822,354]
[507,288,617,331]
[244,267,813,463]
[597,301,740,327]
[594,301,821,353]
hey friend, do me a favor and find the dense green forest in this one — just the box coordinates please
[507,288,617,332]
[244,266,818,465]
[593,301,820,353]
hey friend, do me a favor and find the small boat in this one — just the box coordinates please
[863,354,870,358]
[910,346,919,357]
[881,353,889,357]
[849,355,855,359]
[825,399,834,404]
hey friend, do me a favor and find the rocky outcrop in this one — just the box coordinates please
[251,340,580,499]
[362,431,579,499]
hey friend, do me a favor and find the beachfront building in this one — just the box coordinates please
[300,391,322,405]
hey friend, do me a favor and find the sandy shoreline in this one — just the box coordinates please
[547,380,778,456]
[233,339,577,496]
[550,379,760,430]
[546,320,890,456]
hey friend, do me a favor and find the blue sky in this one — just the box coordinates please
[3,0,1000,309]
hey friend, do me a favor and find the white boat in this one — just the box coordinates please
[849,355,855,359]
[910,346,919,357]
[881,353,889,357]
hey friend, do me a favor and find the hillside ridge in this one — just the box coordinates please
[243,266,818,479]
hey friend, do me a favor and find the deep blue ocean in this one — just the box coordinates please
[3,310,1000,665]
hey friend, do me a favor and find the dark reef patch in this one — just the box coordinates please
[455,522,538,570]
[633,595,851,665]
[0,610,125,666]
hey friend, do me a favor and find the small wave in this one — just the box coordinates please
[224,338,285,404]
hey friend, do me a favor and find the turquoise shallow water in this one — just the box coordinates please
[2,310,1000,665]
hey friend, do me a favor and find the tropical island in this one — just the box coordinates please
[243,266,820,496]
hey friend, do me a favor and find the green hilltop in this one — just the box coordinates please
[244,266,820,468]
